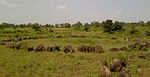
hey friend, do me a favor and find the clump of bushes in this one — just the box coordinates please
[128,41,150,51]
[100,56,129,77]
[2,30,28,34]
[6,41,28,50]
[83,23,90,32]
[102,20,124,33]
[72,21,83,30]
[129,27,138,35]
[48,28,54,32]
[143,31,150,36]
[32,23,43,32]
[78,45,104,53]
[64,45,75,53]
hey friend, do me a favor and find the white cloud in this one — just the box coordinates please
[0,0,17,8]
[36,4,40,8]
[56,5,67,10]
[0,12,16,20]
[20,4,24,8]
[112,9,124,17]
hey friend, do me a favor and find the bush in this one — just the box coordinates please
[72,21,83,30]
[102,20,123,33]
[129,27,138,35]
[146,21,150,26]
[113,21,123,31]
[102,20,113,33]
[84,23,90,32]
[143,31,150,36]
[32,23,42,32]
[128,41,150,51]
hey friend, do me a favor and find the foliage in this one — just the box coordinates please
[143,31,150,36]
[146,21,150,26]
[0,20,150,77]
[72,21,83,30]
[32,23,42,32]
[129,26,138,35]
[91,21,101,27]
[102,20,124,33]
[84,23,90,32]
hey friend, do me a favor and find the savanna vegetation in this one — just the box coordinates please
[0,20,150,77]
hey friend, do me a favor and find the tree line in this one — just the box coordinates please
[0,20,150,33]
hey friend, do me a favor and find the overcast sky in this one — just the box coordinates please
[0,0,150,24]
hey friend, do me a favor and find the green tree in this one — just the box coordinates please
[138,21,145,26]
[72,21,83,30]
[102,20,123,33]
[146,21,150,26]
[91,21,100,27]
[32,23,42,32]
[64,23,71,28]
[113,21,123,31]
[84,23,90,32]
[102,19,113,33]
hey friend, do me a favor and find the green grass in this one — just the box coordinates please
[23,37,133,51]
[0,45,150,77]
[0,26,150,77]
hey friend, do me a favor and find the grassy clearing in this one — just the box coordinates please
[0,24,150,77]
[0,45,150,77]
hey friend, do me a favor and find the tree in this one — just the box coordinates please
[138,21,145,26]
[129,26,138,35]
[59,23,71,28]
[102,19,113,33]
[102,20,123,33]
[55,24,60,28]
[146,21,150,26]
[72,21,83,30]
[0,24,4,29]
[64,23,71,28]
[91,21,100,27]
[60,23,65,28]
[32,23,42,32]
[113,21,123,31]
[84,23,90,32]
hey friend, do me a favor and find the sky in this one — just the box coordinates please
[0,0,150,24]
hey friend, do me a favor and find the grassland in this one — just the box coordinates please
[0,23,150,77]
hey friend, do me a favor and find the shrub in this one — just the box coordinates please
[84,23,90,32]
[128,41,150,51]
[72,21,83,30]
[143,31,150,36]
[102,20,113,33]
[102,20,123,33]
[32,23,42,32]
[146,21,150,26]
[129,27,138,35]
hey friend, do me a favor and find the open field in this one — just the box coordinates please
[0,21,150,77]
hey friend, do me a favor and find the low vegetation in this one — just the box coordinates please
[0,20,150,77]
